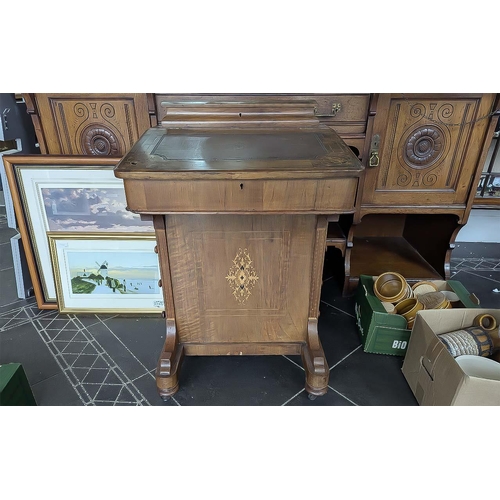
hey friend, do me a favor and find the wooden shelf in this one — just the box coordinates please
[349,237,443,281]
[472,197,500,208]
[342,213,460,296]
[326,223,346,255]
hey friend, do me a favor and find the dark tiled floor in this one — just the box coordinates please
[1,213,499,406]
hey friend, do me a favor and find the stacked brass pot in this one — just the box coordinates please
[373,273,453,330]
[373,272,412,304]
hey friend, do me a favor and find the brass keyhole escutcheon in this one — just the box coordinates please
[369,134,381,167]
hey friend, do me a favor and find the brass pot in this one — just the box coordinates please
[394,297,424,322]
[411,281,438,297]
[374,272,408,304]
[474,314,497,331]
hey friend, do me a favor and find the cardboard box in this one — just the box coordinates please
[354,275,479,356]
[402,309,500,405]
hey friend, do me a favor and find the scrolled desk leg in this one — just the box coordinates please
[302,216,329,397]
[156,319,184,399]
[301,319,329,397]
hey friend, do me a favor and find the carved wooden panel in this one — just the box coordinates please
[165,214,315,345]
[362,94,496,208]
[28,94,154,155]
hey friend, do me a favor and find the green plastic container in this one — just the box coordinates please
[0,363,37,406]
[355,275,480,356]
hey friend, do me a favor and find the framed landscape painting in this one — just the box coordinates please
[3,156,154,307]
[48,233,164,313]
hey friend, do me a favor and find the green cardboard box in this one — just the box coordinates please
[354,275,480,356]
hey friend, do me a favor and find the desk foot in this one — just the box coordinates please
[302,346,328,397]
[301,320,329,397]
[156,343,184,399]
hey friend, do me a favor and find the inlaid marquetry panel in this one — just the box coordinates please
[362,94,496,208]
[29,94,153,155]
[165,214,315,345]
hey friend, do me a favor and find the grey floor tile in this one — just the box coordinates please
[72,314,103,329]
[174,355,306,406]
[318,301,362,369]
[0,306,33,332]
[86,320,153,380]
[0,320,62,385]
[0,226,17,244]
[30,371,84,406]
[329,348,418,406]
[0,241,14,271]
[94,383,124,403]
[99,316,165,372]
[72,354,100,369]
[81,368,109,385]
[321,277,357,316]
[453,242,500,260]
[451,270,500,308]
[0,267,21,307]
[0,297,37,317]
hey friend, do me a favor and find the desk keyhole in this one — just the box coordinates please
[239,113,242,117]
[240,183,244,189]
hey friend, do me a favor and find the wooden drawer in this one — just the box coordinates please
[155,93,370,133]
[124,178,358,213]
[321,95,369,134]
[312,94,369,120]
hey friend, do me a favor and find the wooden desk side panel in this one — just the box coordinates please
[165,214,315,345]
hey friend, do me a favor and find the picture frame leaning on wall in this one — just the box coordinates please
[2,155,154,309]
[48,233,163,314]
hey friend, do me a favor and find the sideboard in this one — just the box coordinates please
[23,93,500,299]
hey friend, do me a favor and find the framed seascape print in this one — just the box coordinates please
[3,156,154,309]
[48,233,164,314]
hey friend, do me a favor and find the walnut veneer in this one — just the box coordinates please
[114,112,363,399]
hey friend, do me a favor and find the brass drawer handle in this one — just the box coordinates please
[332,103,342,116]
[369,151,379,167]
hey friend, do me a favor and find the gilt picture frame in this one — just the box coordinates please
[47,233,164,314]
[3,156,154,308]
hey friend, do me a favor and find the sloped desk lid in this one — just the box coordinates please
[115,126,363,180]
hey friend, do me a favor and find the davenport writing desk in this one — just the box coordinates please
[114,109,363,399]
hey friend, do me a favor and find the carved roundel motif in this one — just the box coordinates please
[81,125,121,156]
[404,126,445,169]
